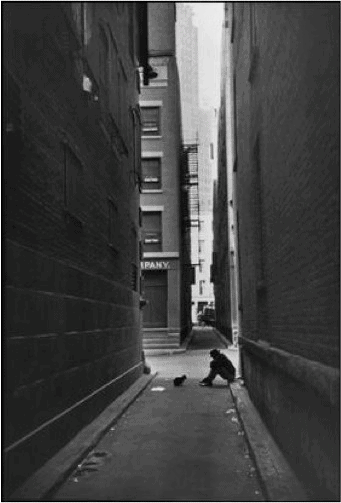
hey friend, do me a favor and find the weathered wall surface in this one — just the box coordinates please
[232,3,339,499]
[4,3,143,494]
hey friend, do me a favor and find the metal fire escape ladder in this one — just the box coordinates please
[183,143,200,229]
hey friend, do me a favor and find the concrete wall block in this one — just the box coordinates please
[242,350,339,500]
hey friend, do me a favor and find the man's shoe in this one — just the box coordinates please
[199,380,212,387]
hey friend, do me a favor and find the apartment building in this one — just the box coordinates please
[4,2,149,495]
[140,3,191,349]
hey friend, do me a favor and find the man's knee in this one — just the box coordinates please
[219,368,235,381]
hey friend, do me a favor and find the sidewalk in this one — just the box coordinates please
[11,330,308,502]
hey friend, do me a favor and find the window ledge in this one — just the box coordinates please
[142,189,163,194]
[142,135,162,140]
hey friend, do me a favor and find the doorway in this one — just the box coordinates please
[143,270,168,328]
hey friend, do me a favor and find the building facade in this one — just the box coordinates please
[140,3,191,350]
[175,3,199,144]
[191,108,216,321]
[4,2,149,495]
[216,3,340,499]
[212,23,233,340]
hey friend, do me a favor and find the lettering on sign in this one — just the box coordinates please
[141,261,170,270]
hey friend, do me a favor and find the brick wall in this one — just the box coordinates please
[4,3,144,494]
[231,3,339,498]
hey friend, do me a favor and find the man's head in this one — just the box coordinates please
[210,349,220,358]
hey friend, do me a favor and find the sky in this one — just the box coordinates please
[189,2,224,109]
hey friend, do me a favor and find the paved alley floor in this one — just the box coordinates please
[53,330,264,502]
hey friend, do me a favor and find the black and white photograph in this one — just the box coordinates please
[3,1,340,501]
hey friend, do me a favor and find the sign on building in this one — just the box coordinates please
[141,261,170,270]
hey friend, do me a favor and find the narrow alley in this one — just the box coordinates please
[51,329,262,502]
[4,1,339,501]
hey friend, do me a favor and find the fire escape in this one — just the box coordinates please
[180,141,200,328]
[181,143,200,230]
[180,142,200,288]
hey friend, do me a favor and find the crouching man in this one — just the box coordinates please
[199,349,236,386]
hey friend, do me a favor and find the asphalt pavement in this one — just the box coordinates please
[12,327,308,502]
[52,327,262,501]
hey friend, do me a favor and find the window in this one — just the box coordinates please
[210,143,214,160]
[199,259,204,273]
[198,240,204,254]
[199,280,205,295]
[141,107,161,136]
[64,144,83,219]
[108,199,118,250]
[141,158,161,190]
[142,212,162,252]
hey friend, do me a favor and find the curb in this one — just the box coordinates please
[144,347,187,356]
[211,328,230,349]
[229,381,309,502]
[10,373,156,502]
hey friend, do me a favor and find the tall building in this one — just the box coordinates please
[215,3,340,499]
[176,5,217,321]
[191,108,216,319]
[212,28,232,338]
[3,2,149,495]
[140,3,191,350]
[175,3,199,144]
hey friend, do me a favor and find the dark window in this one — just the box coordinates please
[142,212,162,252]
[141,107,161,136]
[142,158,161,190]
[210,143,214,160]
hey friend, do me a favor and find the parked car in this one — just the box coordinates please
[199,306,216,326]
